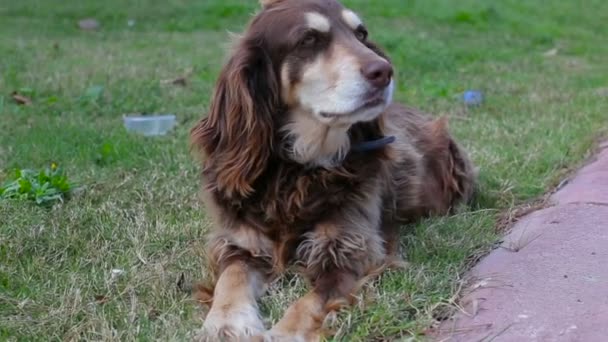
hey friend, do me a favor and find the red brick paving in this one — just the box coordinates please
[438,142,608,342]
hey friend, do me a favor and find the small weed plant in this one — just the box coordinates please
[0,163,74,205]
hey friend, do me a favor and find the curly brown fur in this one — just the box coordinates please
[191,0,477,340]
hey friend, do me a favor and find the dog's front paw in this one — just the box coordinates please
[195,304,265,341]
[254,326,321,342]
[257,328,320,342]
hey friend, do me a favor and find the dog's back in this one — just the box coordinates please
[383,104,476,221]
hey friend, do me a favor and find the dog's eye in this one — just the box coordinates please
[355,26,368,41]
[299,32,318,48]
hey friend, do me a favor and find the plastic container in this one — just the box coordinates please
[462,90,484,106]
[123,114,176,136]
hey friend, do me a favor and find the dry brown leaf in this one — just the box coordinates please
[11,92,32,105]
[148,309,161,321]
[161,68,194,87]
[94,294,109,305]
[164,76,188,86]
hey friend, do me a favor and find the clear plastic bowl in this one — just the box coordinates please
[123,114,176,136]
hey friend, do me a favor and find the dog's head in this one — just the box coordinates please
[192,0,394,197]
[260,0,394,124]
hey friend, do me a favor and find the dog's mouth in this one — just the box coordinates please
[361,94,387,108]
[319,91,389,119]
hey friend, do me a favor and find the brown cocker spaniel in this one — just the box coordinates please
[190,0,477,340]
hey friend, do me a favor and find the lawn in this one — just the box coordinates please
[1,0,607,340]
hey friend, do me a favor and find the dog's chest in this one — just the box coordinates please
[246,155,384,230]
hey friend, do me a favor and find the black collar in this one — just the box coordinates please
[351,136,396,153]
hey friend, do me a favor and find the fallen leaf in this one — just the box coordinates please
[78,18,100,31]
[161,68,194,87]
[148,309,160,321]
[94,295,109,305]
[163,76,188,87]
[11,92,32,105]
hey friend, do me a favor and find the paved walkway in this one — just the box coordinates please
[438,141,608,342]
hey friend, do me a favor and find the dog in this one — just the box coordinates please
[190,0,477,340]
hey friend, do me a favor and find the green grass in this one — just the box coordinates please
[1,0,607,340]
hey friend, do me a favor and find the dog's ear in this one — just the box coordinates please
[191,39,279,199]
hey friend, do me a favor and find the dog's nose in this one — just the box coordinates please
[361,60,393,88]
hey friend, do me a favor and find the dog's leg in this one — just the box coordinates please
[262,222,386,341]
[197,260,268,341]
[264,270,358,342]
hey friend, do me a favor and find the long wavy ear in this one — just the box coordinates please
[191,39,279,199]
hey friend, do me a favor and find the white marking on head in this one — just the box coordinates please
[305,12,331,33]
[280,63,293,104]
[342,10,363,30]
